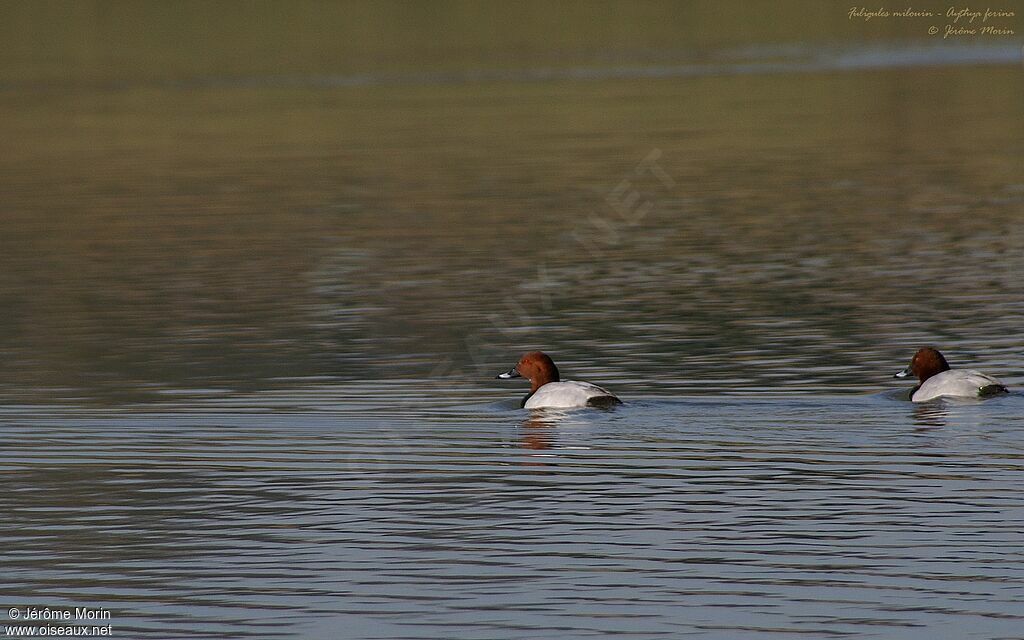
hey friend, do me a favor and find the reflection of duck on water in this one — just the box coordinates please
[520,414,556,451]
[912,403,947,428]
[516,409,598,459]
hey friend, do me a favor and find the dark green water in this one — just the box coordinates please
[2,2,1023,638]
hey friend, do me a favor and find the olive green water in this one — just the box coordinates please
[2,2,1024,639]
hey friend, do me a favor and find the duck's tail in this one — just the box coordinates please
[979,383,1009,397]
[586,395,623,409]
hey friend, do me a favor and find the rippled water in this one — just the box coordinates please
[3,3,1024,638]
[4,389,1024,638]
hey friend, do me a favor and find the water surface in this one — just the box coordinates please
[2,3,1024,638]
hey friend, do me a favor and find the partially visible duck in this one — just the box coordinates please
[496,351,621,409]
[895,347,1008,402]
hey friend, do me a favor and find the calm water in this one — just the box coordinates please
[2,3,1024,638]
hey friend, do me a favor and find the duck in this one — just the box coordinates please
[496,351,621,409]
[894,346,1008,402]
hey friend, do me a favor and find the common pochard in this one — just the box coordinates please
[895,347,1008,402]
[496,351,621,409]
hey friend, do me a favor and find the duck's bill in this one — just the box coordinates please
[894,367,911,379]
[496,367,521,379]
